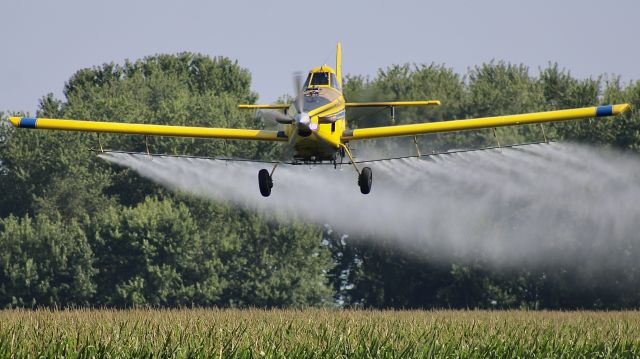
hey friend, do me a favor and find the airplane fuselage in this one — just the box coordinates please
[288,66,347,162]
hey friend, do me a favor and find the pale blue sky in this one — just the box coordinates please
[1,0,638,114]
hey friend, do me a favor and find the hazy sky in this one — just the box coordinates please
[2,0,638,115]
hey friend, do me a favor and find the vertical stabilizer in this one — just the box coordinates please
[336,42,342,88]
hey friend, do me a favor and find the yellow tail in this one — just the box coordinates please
[336,42,342,88]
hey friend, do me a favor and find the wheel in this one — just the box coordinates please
[358,167,372,194]
[258,169,273,197]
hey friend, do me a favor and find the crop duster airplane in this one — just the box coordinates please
[8,43,631,196]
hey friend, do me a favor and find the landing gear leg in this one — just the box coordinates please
[339,143,373,195]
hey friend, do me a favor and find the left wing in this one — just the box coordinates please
[342,104,631,141]
[8,117,288,141]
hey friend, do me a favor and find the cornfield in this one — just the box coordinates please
[1,309,638,358]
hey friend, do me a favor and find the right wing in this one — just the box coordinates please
[8,117,288,141]
[341,104,631,141]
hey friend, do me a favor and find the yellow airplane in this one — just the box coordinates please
[8,43,631,197]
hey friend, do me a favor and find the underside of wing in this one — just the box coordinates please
[8,117,288,142]
[341,104,631,141]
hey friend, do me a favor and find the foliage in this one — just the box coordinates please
[87,197,221,307]
[0,215,95,308]
[1,309,640,358]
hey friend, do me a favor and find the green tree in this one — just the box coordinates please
[88,197,223,307]
[198,203,333,307]
[0,214,96,307]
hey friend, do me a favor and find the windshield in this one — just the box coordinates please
[303,73,312,89]
[310,72,329,86]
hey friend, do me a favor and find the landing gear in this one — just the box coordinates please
[258,145,374,197]
[358,167,372,194]
[339,144,373,195]
[258,169,273,197]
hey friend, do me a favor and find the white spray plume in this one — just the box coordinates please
[99,143,640,269]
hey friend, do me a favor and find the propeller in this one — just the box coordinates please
[292,72,316,132]
[256,109,294,125]
[256,73,305,126]
[257,72,317,161]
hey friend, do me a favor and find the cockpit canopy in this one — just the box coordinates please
[304,67,341,91]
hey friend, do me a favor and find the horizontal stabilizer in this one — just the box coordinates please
[238,104,290,110]
[345,100,441,108]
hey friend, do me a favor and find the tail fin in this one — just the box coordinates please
[336,42,342,88]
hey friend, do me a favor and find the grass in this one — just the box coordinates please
[0,309,638,358]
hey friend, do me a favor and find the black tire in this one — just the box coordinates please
[258,169,273,197]
[358,167,372,194]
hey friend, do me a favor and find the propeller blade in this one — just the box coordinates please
[257,109,294,124]
[293,72,304,114]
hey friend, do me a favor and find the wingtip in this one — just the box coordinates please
[613,103,631,114]
[8,116,20,127]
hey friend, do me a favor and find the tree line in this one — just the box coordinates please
[0,53,639,308]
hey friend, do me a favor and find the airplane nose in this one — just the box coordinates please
[295,112,316,134]
[295,113,311,126]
